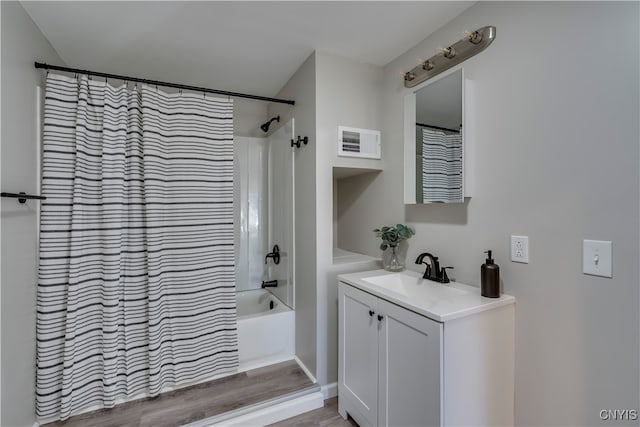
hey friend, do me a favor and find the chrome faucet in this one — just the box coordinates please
[415,252,453,284]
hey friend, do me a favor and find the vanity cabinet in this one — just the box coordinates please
[338,283,442,427]
[338,271,515,427]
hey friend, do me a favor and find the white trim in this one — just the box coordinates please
[294,355,317,384]
[321,382,338,400]
[184,391,324,427]
[237,355,294,374]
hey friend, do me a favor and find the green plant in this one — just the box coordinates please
[373,224,415,251]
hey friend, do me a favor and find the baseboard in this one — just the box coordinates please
[293,355,317,384]
[321,382,337,399]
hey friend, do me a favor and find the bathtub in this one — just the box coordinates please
[236,289,294,372]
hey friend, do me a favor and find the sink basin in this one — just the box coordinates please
[361,272,467,299]
[339,269,515,322]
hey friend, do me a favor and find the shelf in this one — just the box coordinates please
[333,166,382,180]
[333,248,379,266]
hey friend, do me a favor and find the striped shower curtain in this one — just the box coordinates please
[421,128,463,202]
[36,73,238,420]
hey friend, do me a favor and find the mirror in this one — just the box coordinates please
[404,68,465,204]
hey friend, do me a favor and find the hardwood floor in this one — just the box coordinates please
[268,397,359,427]
[42,360,313,427]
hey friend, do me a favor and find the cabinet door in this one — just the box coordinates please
[338,283,379,427]
[378,299,443,427]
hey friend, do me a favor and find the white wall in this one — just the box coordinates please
[1,2,65,425]
[268,53,318,378]
[234,98,269,138]
[339,2,638,425]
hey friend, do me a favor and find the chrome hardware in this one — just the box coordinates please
[440,46,456,58]
[464,30,484,44]
[404,26,496,88]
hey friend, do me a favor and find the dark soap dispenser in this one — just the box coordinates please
[481,250,500,298]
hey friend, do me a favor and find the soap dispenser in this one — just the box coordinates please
[481,250,500,298]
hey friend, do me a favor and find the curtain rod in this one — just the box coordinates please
[34,62,295,106]
[416,122,461,133]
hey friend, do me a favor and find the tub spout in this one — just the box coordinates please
[261,280,278,288]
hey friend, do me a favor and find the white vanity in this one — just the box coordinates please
[337,269,515,427]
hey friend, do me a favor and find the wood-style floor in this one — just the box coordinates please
[268,397,359,427]
[42,360,313,427]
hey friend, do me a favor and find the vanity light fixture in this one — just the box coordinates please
[404,26,496,88]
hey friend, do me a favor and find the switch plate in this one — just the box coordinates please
[583,240,612,278]
[511,235,529,263]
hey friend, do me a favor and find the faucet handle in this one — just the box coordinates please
[441,266,454,283]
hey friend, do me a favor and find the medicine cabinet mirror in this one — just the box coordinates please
[404,68,465,204]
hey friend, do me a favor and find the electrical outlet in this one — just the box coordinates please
[511,235,529,263]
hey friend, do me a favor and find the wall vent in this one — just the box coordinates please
[337,126,381,159]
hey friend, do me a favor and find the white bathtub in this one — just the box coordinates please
[236,289,294,372]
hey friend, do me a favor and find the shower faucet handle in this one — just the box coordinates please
[265,244,281,265]
[291,135,309,149]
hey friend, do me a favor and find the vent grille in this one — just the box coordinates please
[338,126,381,159]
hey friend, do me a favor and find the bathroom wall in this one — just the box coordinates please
[314,51,384,386]
[1,2,65,426]
[268,52,318,378]
[233,99,269,138]
[340,2,639,425]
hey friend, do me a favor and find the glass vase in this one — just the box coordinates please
[383,246,406,272]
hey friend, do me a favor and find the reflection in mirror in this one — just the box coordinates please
[412,68,464,203]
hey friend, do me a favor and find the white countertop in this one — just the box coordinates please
[338,269,515,322]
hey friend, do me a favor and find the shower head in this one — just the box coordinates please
[260,116,280,133]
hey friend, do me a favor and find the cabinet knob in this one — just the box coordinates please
[377,314,384,321]
[369,310,375,317]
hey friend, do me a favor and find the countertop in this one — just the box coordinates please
[338,269,515,322]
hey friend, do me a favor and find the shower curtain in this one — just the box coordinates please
[36,73,238,420]
[421,127,463,202]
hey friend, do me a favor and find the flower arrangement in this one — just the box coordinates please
[373,224,415,250]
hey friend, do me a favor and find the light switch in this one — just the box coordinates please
[583,240,612,278]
